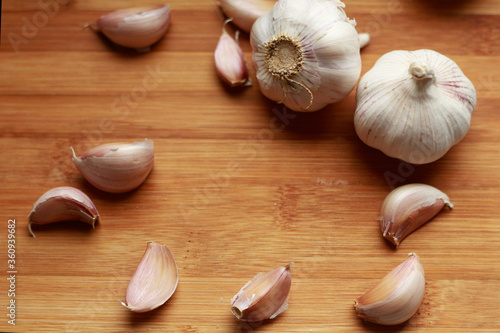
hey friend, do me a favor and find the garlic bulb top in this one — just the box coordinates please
[251,0,362,112]
[354,49,476,164]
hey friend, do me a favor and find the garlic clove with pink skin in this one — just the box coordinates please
[91,5,171,51]
[121,242,179,313]
[231,263,292,322]
[354,253,425,325]
[71,139,154,193]
[218,0,275,33]
[380,183,453,247]
[215,19,251,87]
[28,187,99,237]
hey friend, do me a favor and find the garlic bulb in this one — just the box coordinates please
[231,263,292,322]
[218,0,275,33]
[355,253,425,325]
[381,184,453,246]
[121,242,178,312]
[354,49,476,164]
[251,0,362,112]
[215,19,250,87]
[71,139,154,193]
[28,187,99,237]
[92,5,170,51]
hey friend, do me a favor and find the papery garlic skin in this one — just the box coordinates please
[231,263,292,322]
[28,187,99,237]
[355,253,425,325]
[72,139,154,193]
[215,19,250,87]
[354,49,476,164]
[251,0,361,112]
[122,242,178,313]
[95,5,170,50]
[381,184,453,246]
[218,0,275,33]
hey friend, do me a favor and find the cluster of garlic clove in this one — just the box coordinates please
[89,4,171,51]
[250,0,363,112]
[354,49,476,164]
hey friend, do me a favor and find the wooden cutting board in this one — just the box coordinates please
[1,0,500,332]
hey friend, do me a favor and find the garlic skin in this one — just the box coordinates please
[358,33,370,49]
[72,139,154,193]
[381,184,453,246]
[354,49,476,164]
[28,187,99,237]
[231,263,292,322]
[218,0,275,33]
[121,242,178,313]
[215,19,250,87]
[94,5,170,50]
[355,253,425,326]
[251,0,362,112]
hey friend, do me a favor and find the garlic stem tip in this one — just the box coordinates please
[70,146,77,159]
[28,222,36,238]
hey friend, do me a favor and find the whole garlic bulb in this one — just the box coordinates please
[354,49,476,164]
[250,0,362,112]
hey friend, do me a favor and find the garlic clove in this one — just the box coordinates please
[354,49,476,164]
[231,263,292,322]
[251,0,362,112]
[358,33,370,49]
[355,253,425,326]
[71,139,154,193]
[92,5,170,51]
[380,183,453,247]
[218,0,275,33]
[215,19,251,87]
[28,187,99,238]
[121,242,178,313]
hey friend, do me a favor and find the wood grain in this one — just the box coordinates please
[1,0,500,332]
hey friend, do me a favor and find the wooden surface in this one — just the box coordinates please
[1,0,500,332]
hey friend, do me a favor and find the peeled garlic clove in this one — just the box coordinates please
[355,253,425,325]
[28,187,99,237]
[251,0,362,112]
[215,19,250,87]
[121,242,178,313]
[231,263,292,322]
[72,139,154,193]
[93,5,170,50]
[218,0,275,33]
[381,183,453,246]
[354,49,477,164]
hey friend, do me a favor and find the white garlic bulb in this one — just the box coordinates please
[250,0,362,112]
[354,49,476,164]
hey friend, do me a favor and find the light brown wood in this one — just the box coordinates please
[1,0,500,331]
